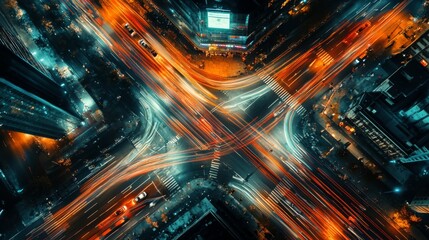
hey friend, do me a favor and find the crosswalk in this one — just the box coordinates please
[261,75,291,101]
[268,179,303,216]
[156,169,180,194]
[209,146,221,179]
[268,180,294,208]
[166,135,181,145]
[261,75,306,116]
[293,133,304,143]
[131,138,145,150]
[316,48,334,66]
[268,182,286,204]
[166,135,181,151]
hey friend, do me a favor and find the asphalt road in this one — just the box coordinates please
[10,0,420,239]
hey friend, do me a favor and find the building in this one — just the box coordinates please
[409,196,429,214]
[153,0,295,51]
[0,11,80,139]
[407,29,429,68]
[346,58,429,163]
[0,78,80,139]
[0,11,52,78]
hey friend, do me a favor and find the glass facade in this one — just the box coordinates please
[0,78,80,139]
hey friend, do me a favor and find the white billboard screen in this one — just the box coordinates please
[207,11,230,29]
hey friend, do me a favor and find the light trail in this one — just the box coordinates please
[22,0,415,239]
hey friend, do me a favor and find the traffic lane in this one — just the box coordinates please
[24,141,146,239]
[62,175,154,239]
[312,167,407,239]
[106,195,166,240]
[241,90,280,121]
[278,111,407,239]
[274,0,403,94]
[87,182,164,240]
[274,23,362,92]
[73,177,152,239]
[85,181,162,240]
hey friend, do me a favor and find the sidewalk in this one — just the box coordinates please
[190,54,248,78]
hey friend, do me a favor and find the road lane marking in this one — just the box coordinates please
[135,177,151,190]
[88,210,99,219]
[107,196,116,203]
[103,204,116,215]
[84,203,98,213]
[69,229,82,240]
[86,217,98,227]
[153,181,162,195]
[121,185,132,194]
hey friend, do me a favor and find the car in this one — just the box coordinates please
[124,23,136,37]
[114,205,127,216]
[138,39,148,47]
[133,191,147,203]
[150,50,158,57]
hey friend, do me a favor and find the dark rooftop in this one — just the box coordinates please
[385,59,429,102]
[193,0,264,13]
[356,92,426,153]
[177,211,239,240]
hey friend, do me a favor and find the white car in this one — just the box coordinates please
[124,23,136,37]
[138,39,148,47]
[133,191,147,203]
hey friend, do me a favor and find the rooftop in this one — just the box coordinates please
[177,211,238,240]
[193,0,264,14]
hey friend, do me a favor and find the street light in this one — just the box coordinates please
[384,187,401,194]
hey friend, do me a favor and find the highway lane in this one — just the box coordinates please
[68,175,154,240]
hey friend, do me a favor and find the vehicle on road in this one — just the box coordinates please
[138,39,158,57]
[343,21,371,44]
[98,216,129,240]
[274,107,286,117]
[133,191,147,204]
[124,23,136,37]
[114,205,127,216]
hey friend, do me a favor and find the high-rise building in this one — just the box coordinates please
[346,29,429,165]
[0,10,80,139]
[408,29,429,68]
[346,59,429,163]
[153,0,294,51]
[0,78,80,138]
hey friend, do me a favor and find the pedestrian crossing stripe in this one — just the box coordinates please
[316,49,334,66]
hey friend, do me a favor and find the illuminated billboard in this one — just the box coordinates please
[207,11,230,29]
